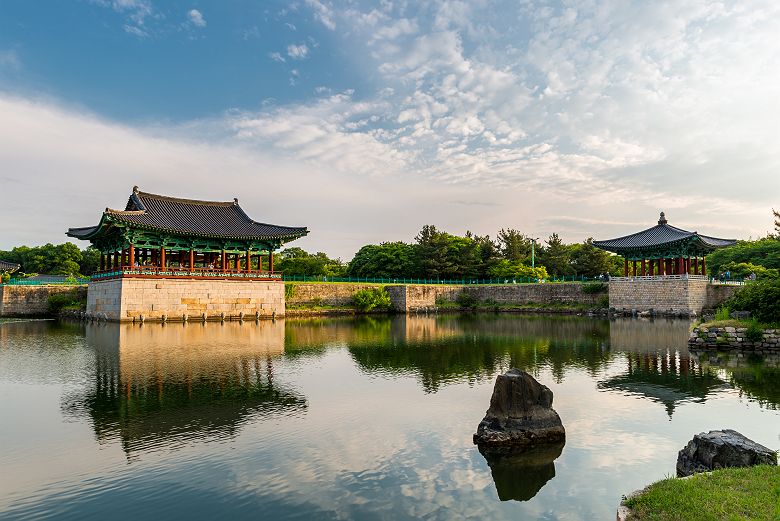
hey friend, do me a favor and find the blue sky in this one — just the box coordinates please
[1,1,778,258]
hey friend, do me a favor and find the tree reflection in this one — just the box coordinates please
[478,442,565,502]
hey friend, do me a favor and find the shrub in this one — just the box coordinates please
[456,291,479,309]
[745,320,765,343]
[581,281,608,294]
[597,295,610,308]
[352,287,392,312]
[725,278,780,324]
[714,306,731,321]
[48,289,86,313]
[284,283,296,299]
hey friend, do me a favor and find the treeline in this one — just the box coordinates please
[0,243,99,278]
[346,226,621,279]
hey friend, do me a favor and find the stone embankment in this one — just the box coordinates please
[688,325,780,351]
[0,284,86,317]
[287,282,604,313]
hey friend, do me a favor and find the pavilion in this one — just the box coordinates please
[67,187,308,280]
[593,212,736,278]
[0,260,20,277]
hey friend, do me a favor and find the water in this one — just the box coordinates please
[0,315,777,520]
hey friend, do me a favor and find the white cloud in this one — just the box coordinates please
[187,9,206,28]
[268,52,285,63]
[286,43,309,60]
[305,0,336,30]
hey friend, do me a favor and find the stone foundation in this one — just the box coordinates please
[87,277,284,322]
[609,277,716,316]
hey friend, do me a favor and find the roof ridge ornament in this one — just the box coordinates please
[658,211,667,225]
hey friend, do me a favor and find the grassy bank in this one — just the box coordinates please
[623,465,780,521]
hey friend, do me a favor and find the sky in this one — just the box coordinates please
[0,0,778,260]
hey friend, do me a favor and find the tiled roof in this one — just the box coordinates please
[0,260,20,273]
[68,188,308,241]
[593,212,735,252]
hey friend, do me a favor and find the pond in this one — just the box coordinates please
[0,315,777,520]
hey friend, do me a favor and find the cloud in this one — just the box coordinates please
[268,52,285,63]
[187,9,206,28]
[93,0,154,36]
[286,43,309,60]
[305,0,336,30]
[0,49,21,71]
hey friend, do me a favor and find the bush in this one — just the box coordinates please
[352,287,392,312]
[48,289,86,313]
[597,295,610,308]
[745,320,765,343]
[714,306,731,321]
[284,283,296,299]
[456,291,479,309]
[725,279,780,324]
[581,281,608,294]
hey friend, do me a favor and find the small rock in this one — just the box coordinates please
[676,429,777,477]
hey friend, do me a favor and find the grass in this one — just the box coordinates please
[623,465,780,521]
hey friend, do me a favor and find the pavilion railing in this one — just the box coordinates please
[91,266,282,281]
[279,275,607,284]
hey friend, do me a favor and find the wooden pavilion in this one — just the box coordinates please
[67,187,308,280]
[0,260,20,276]
[593,212,735,277]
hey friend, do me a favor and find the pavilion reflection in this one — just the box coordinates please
[62,321,307,456]
[478,442,565,502]
[690,350,780,410]
[600,319,727,416]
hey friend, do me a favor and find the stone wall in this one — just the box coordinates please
[0,285,86,317]
[88,278,284,322]
[689,325,779,351]
[608,278,712,316]
[287,282,603,312]
[704,284,741,310]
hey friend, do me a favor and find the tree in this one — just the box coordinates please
[774,208,780,237]
[569,238,613,277]
[347,242,416,278]
[497,229,532,262]
[538,233,572,276]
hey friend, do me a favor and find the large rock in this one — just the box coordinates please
[676,429,777,477]
[473,369,565,448]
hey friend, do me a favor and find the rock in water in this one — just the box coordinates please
[473,369,565,448]
[676,429,777,477]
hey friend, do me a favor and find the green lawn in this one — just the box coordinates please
[624,465,780,521]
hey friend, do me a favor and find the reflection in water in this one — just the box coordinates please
[62,321,307,456]
[343,315,612,392]
[478,443,565,502]
[601,319,728,417]
[691,350,780,410]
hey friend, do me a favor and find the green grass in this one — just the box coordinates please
[624,465,780,521]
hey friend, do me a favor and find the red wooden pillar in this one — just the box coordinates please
[269,251,274,272]
[246,250,251,273]
[161,247,166,268]
[221,250,226,271]
[641,259,646,276]
[623,258,628,276]
[129,244,135,267]
[189,249,195,270]
[702,257,707,276]
[258,254,263,272]
[631,260,636,277]
[649,259,654,276]
[236,253,241,272]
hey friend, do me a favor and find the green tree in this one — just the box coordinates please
[538,233,572,276]
[569,238,613,277]
[347,242,416,278]
[497,229,532,262]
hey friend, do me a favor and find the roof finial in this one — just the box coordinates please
[658,211,667,225]
[133,185,139,193]
[233,197,239,204]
